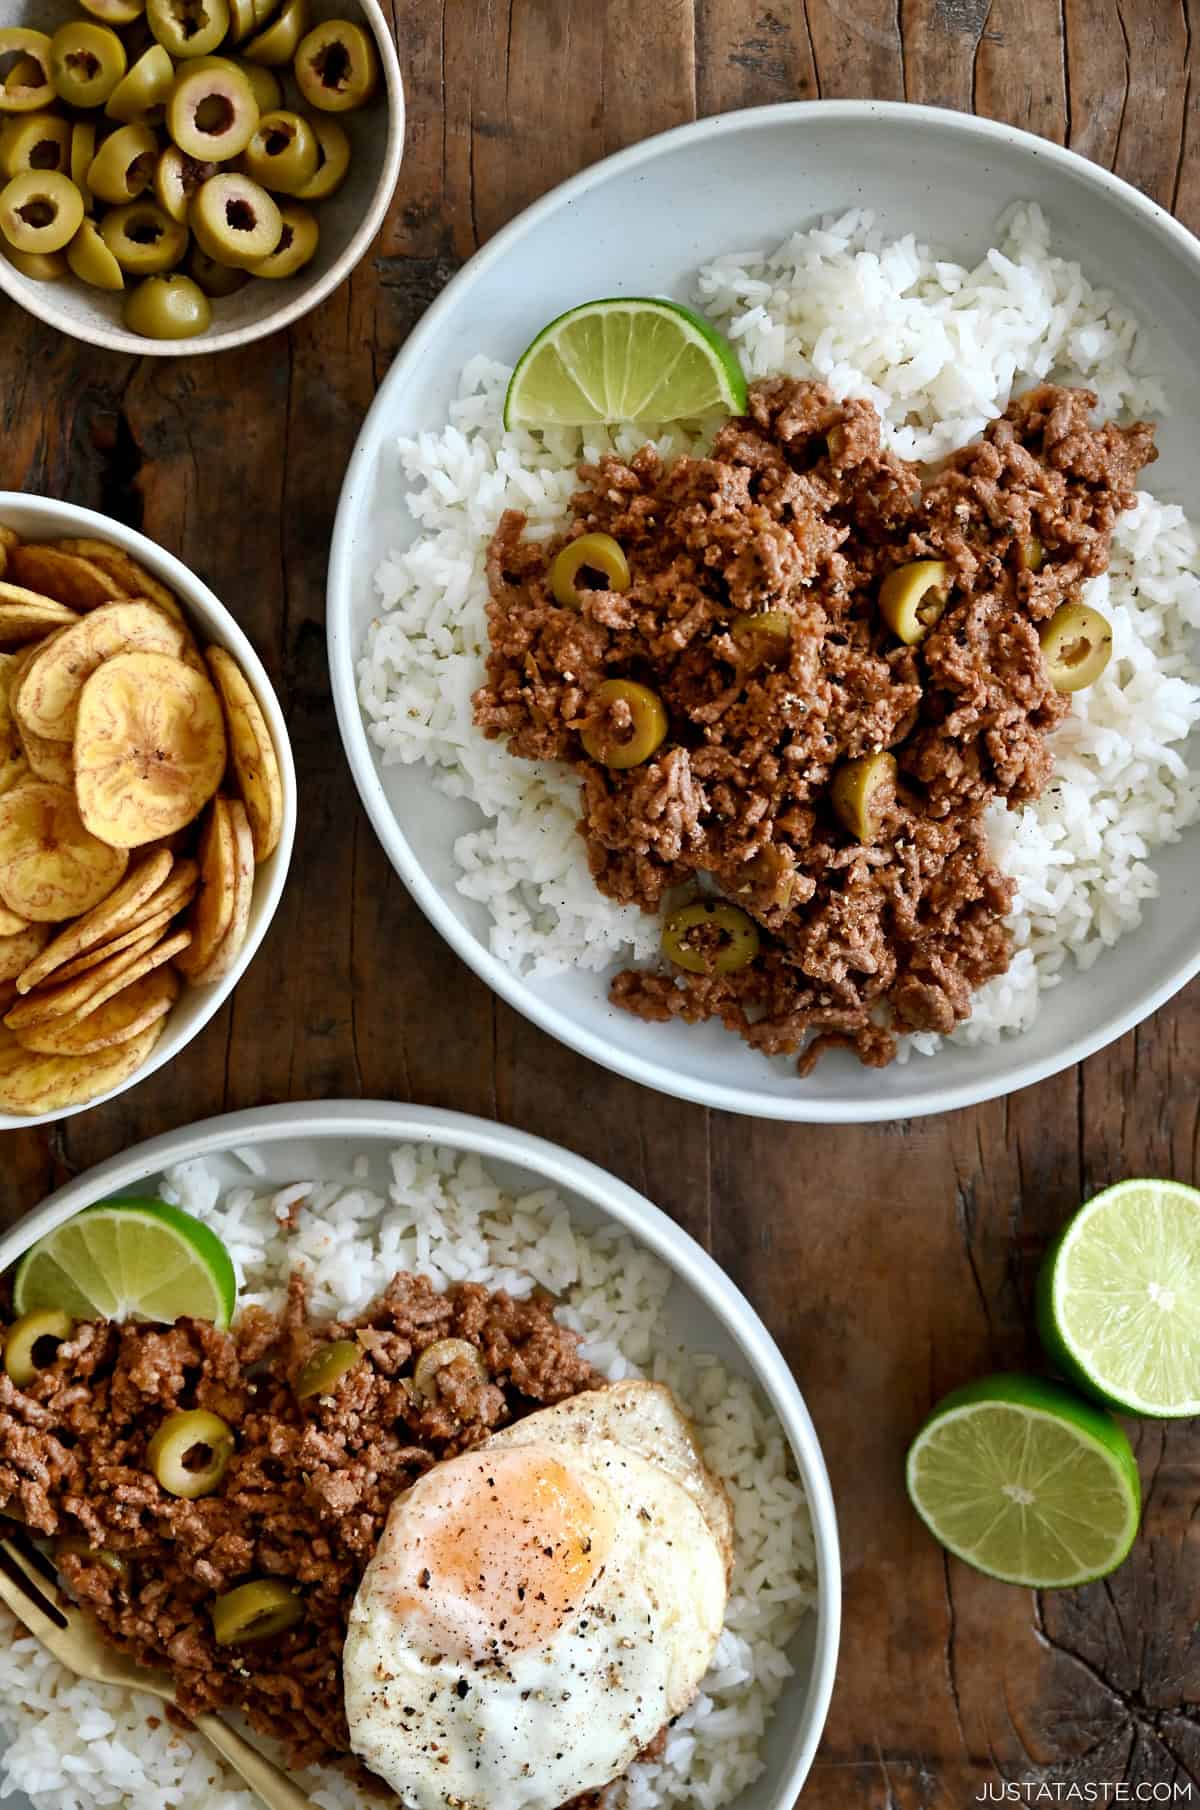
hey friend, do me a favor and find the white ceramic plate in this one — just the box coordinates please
[0,1100,840,1810]
[0,493,296,1128]
[327,100,1200,1121]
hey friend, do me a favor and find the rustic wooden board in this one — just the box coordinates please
[1,1,1198,1803]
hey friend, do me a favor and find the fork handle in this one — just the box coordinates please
[194,1711,316,1810]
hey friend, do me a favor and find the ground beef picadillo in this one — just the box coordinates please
[475,378,1156,1069]
[0,1275,598,1773]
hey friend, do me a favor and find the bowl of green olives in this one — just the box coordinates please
[0,0,403,350]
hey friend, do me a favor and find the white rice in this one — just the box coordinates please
[357,202,1200,1054]
[0,1146,816,1810]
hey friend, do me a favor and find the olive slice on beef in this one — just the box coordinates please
[146,1407,235,1498]
[580,678,667,769]
[55,1534,133,1586]
[661,900,759,976]
[731,608,791,659]
[294,1336,361,1401]
[831,750,897,842]
[549,532,630,608]
[211,1576,302,1645]
[1020,535,1045,573]
[2,1308,74,1386]
[412,1336,486,1402]
[1039,601,1112,692]
[877,558,951,645]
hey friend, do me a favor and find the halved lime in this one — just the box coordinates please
[1037,1178,1200,1417]
[905,1373,1140,1588]
[503,298,748,429]
[13,1198,237,1330]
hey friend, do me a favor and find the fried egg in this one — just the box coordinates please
[343,1381,732,1810]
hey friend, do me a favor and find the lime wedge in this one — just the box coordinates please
[503,298,748,429]
[1037,1178,1200,1417]
[905,1373,1140,1587]
[13,1198,237,1330]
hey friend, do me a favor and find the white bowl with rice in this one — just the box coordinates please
[0,1099,839,1810]
[328,101,1200,1121]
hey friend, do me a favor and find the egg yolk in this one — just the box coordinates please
[383,1446,609,1662]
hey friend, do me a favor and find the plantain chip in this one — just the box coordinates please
[18,720,74,786]
[49,904,178,989]
[14,848,173,994]
[0,781,127,924]
[4,924,163,1029]
[63,927,189,1021]
[132,855,199,927]
[0,653,31,798]
[0,585,79,644]
[175,797,235,977]
[74,652,227,849]
[0,526,16,581]
[56,540,182,622]
[13,965,179,1056]
[14,601,190,744]
[0,921,48,982]
[0,1016,166,1115]
[9,544,129,611]
[184,796,253,986]
[0,902,29,935]
[205,648,284,862]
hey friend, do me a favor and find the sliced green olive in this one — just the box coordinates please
[247,200,316,276]
[71,122,97,210]
[80,0,146,23]
[188,51,280,111]
[227,0,257,43]
[1020,535,1045,573]
[243,0,309,66]
[877,558,951,646]
[412,1337,486,1402]
[105,44,175,122]
[3,1309,74,1386]
[55,1535,132,1586]
[187,237,248,293]
[146,1407,234,1498]
[1039,602,1113,693]
[580,677,668,769]
[549,533,630,608]
[0,33,54,113]
[100,199,188,272]
[294,1336,362,1401]
[167,62,259,161]
[0,114,71,179]
[0,171,85,254]
[211,1577,302,1646]
[4,243,66,279]
[661,900,759,975]
[730,608,791,660]
[147,0,232,60]
[88,122,158,202]
[50,22,128,109]
[293,17,377,109]
[123,271,211,337]
[294,113,348,200]
[830,750,897,842]
[154,145,210,221]
[241,109,317,192]
[67,216,125,289]
[190,169,280,265]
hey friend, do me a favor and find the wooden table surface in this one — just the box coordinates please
[3,1,1199,1804]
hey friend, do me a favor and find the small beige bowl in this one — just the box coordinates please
[0,0,403,355]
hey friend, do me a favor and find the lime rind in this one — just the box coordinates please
[504,297,748,429]
[1037,1178,1200,1418]
[905,1372,1140,1589]
[13,1197,237,1330]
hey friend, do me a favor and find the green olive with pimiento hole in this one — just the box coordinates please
[67,216,124,287]
[877,559,951,645]
[243,0,308,65]
[0,170,85,254]
[831,750,896,842]
[241,109,317,192]
[190,168,280,265]
[580,677,668,769]
[146,1407,234,1498]
[88,122,158,202]
[294,113,348,199]
[413,1338,486,1402]
[227,0,256,43]
[549,532,630,608]
[4,243,66,278]
[294,1337,362,1401]
[1039,602,1113,693]
[70,122,96,208]
[0,33,54,113]
[661,900,759,975]
[293,17,376,109]
[123,270,211,335]
[248,199,316,275]
[100,198,187,271]
[1,114,71,180]
[105,43,174,121]
[147,0,231,59]
[211,1577,302,1646]
[190,51,280,111]
[80,0,146,24]
[167,62,259,161]
[55,1536,132,1586]
[50,22,127,109]
[3,1309,74,1386]
[187,237,248,293]
[154,145,205,222]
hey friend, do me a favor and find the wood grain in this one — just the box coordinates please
[2,2,1199,1806]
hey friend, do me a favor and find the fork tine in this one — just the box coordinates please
[0,1543,69,1646]
[0,1520,60,1587]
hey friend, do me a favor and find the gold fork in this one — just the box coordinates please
[0,1534,314,1810]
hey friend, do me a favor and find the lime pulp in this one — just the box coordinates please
[13,1197,237,1329]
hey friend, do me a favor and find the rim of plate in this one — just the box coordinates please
[0,1098,841,1807]
[327,99,1200,1122]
